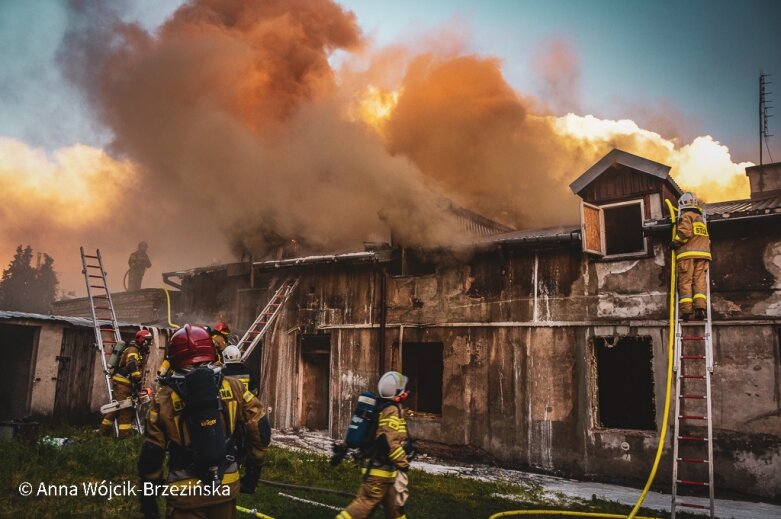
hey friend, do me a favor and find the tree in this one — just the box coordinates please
[0,245,59,313]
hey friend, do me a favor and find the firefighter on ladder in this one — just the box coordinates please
[671,192,712,321]
[336,372,411,519]
[222,345,259,395]
[100,329,151,438]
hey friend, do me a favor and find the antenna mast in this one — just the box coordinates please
[759,71,773,165]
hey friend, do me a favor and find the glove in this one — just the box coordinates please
[669,241,681,250]
[394,470,409,507]
[240,462,261,494]
[330,442,348,467]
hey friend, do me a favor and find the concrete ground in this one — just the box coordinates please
[273,429,781,519]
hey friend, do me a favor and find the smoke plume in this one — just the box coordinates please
[0,0,754,295]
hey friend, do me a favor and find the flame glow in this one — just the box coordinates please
[352,85,402,132]
[553,113,753,202]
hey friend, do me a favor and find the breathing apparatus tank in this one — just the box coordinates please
[107,340,127,371]
[345,391,379,450]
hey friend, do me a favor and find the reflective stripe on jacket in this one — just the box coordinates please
[674,209,711,261]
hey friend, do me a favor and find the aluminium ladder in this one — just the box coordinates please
[670,248,715,517]
[80,247,143,436]
[238,278,299,362]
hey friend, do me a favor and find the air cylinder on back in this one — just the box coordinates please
[345,391,378,449]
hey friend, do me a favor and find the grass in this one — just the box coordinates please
[0,425,698,519]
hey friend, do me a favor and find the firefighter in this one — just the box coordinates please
[100,329,151,438]
[127,241,152,291]
[208,321,232,363]
[336,371,411,519]
[671,192,712,321]
[221,345,258,395]
[138,324,270,519]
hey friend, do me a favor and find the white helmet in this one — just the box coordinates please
[377,371,408,399]
[678,192,699,210]
[223,345,242,363]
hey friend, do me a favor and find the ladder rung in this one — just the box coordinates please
[680,394,707,399]
[676,501,708,510]
[93,295,109,299]
[88,275,104,278]
[680,415,707,420]
[682,374,705,379]
[681,355,706,360]
[83,254,99,259]
[681,336,705,340]
[85,264,102,268]
[677,479,709,486]
[679,435,708,441]
[678,457,709,464]
[90,285,107,290]
[94,306,112,310]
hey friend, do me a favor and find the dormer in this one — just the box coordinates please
[570,149,682,258]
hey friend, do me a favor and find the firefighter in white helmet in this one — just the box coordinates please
[336,371,411,519]
[671,192,712,321]
[221,345,258,395]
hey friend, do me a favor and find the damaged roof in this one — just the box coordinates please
[0,310,137,328]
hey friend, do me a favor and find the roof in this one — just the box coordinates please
[253,251,389,270]
[704,194,781,221]
[569,148,681,195]
[0,310,137,328]
[474,225,581,246]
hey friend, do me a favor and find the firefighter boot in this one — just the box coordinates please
[695,308,706,321]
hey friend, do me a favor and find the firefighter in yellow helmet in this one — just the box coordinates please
[138,324,270,519]
[99,329,151,438]
[335,371,411,519]
[671,192,712,321]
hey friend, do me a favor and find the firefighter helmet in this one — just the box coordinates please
[135,329,153,350]
[214,321,230,335]
[678,192,699,210]
[138,241,148,252]
[168,324,216,370]
[378,371,409,400]
[223,345,242,364]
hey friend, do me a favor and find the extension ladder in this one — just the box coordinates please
[238,278,299,361]
[670,255,715,516]
[80,247,143,435]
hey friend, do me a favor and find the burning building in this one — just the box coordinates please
[150,149,781,499]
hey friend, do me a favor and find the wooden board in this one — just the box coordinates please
[581,201,605,255]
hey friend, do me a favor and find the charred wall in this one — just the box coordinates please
[180,224,781,498]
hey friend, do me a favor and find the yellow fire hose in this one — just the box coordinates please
[489,200,679,519]
[236,505,275,519]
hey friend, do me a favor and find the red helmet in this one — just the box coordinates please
[214,321,230,334]
[168,324,216,370]
[135,329,152,346]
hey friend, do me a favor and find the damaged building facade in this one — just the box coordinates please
[161,149,781,499]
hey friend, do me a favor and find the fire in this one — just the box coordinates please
[352,85,402,132]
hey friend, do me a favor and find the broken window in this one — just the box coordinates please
[593,335,656,430]
[401,341,443,415]
[580,199,648,258]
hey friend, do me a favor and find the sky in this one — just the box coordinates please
[2,0,779,162]
[0,0,780,296]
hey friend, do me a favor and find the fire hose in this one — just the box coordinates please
[489,199,679,519]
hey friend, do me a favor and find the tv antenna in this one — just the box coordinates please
[760,71,774,164]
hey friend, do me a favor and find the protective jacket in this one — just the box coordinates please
[128,251,152,271]
[222,362,259,395]
[673,209,711,261]
[113,344,145,386]
[139,375,269,512]
[365,403,409,479]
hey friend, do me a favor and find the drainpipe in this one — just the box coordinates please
[378,268,387,375]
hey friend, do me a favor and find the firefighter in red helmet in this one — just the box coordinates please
[139,324,270,519]
[207,321,232,363]
[100,329,152,438]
